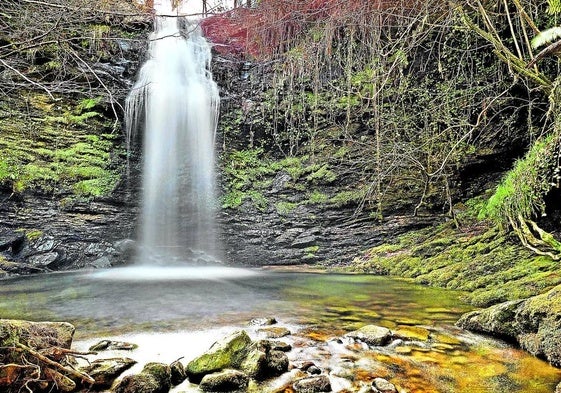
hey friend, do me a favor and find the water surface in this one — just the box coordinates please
[0,269,559,392]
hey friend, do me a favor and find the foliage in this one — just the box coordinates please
[480,132,559,227]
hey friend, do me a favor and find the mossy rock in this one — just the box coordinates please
[185,330,253,383]
[114,362,171,393]
[458,284,561,366]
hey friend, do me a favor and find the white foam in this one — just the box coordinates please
[87,266,262,281]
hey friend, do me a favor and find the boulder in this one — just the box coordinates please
[113,362,171,393]
[457,284,561,366]
[199,369,249,392]
[241,340,289,380]
[185,330,253,383]
[81,357,136,388]
[293,375,331,393]
[0,319,74,350]
[345,325,392,346]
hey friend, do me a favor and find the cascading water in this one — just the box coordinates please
[125,4,220,264]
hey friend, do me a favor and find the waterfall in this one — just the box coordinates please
[125,12,220,264]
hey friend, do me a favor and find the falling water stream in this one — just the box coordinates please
[125,3,220,264]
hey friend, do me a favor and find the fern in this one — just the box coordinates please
[548,0,561,14]
[531,27,561,49]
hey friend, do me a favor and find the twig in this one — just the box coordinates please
[0,59,55,100]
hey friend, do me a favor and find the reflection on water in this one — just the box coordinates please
[0,269,559,392]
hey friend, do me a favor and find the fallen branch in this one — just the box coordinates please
[15,342,96,385]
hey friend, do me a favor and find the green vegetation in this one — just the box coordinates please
[0,94,123,198]
[347,199,561,307]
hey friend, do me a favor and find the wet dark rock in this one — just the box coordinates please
[457,284,561,366]
[293,375,331,393]
[90,256,112,268]
[27,251,59,267]
[0,192,138,275]
[268,340,292,352]
[114,362,171,393]
[241,340,289,380]
[345,325,392,346]
[170,359,187,385]
[0,229,24,253]
[81,357,136,388]
[307,365,322,375]
[372,377,397,393]
[248,317,277,326]
[89,339,138,351]
[199,369,249,392]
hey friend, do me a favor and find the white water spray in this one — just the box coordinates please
[125,6,220,264]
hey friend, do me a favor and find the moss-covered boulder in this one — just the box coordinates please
[0,319,74,359]
[458,284,561,366]
[185,330,253,383]
[240,340,289,380]
[113,362,171,393]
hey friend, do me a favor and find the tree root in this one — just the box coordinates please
[15,342,96,385]
[509,215,561,260]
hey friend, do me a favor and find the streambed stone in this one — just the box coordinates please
[345,325,392,346]
[394,326,430,341]
[114,362,171,393]
[257,326,291,338]
[372,377,397,393]
[293,375,331,393]
[199,369,249,392]
[81,357,136,388]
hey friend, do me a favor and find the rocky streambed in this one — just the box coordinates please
[0,270,560,392]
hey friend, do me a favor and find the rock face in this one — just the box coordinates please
[219,199,437,267]
[0,193,138,275]
[457,284,561,366]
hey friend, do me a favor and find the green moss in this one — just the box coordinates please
[305,164,337,183]
[22,229,43,241]
[329,188,367,207]
[479,133,558,227]
[349,200,561,307]
[276,201,298,215]
[0,94,122,197]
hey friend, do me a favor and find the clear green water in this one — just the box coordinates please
[0,268,559,392]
